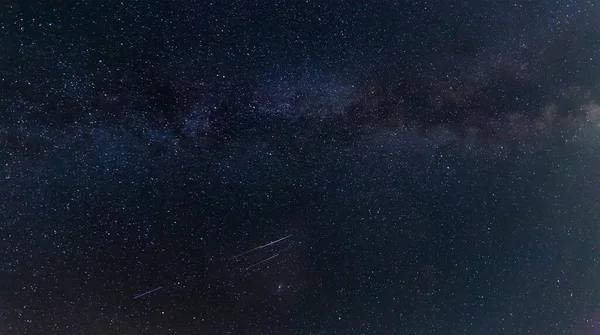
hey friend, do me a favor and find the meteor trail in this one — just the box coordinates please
[245,254,279,271]
[230,234,292,260]
[133,286,163,300]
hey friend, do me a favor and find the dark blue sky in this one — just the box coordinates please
[1,1,600,334]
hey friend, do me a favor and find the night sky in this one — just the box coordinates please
[2,1,600,334]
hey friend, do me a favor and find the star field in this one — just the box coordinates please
[2,1,600,334]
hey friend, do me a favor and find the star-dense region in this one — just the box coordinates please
[1,1,600,334]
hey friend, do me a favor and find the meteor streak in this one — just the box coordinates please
[229,234,292,260]
[245,254,279,271]
[133,286,163,300]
